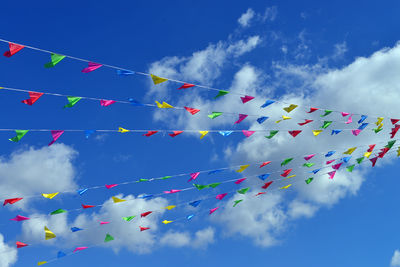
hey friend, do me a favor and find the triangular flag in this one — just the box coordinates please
[155,101,173,108]
[343,147,357,155]
[9,130,29,142]
[44,53,65,68]
[188,172,200,182]
[193,184,208,190]
[328,171,336,179]
[321,121,333,129]
[118,127,130,133]
[280,169,292,177]
[391,119,399,125]
[326,159,335,164]
[189,200,202,207]
[3,43,24,57]
[48,130,64,146]
[280,184,292,189]
[178,83,195,89]
[50,209,66,215]
[184,106,200,115]
[81,62,102,73]
[214,90,229,99]
[325,151,336,157]
[288,130,302,137]
[112,196,126,203]
[332,163,343,170]
[257,116,268,124]
[104,234,114,242]
[150,74,168,84]
[312,130,323,136]
[235,178,246,184]
[44,226,56,240]
[265,130,279,139]
[162,220,173,224]
[100,221,110,225]
[141,211,152,217]
[281,158,293,166]
[356,157,364,164]
[235,114,248,124]
[64,96,81,108]
[240,95,255,103]
[216,193,228,200]
[370,157,378,167]
[298,119,313,126]
[352,129,362,136]
[346,165,355,172]
[199,131,209,139]
[117,70,134,76]
[236,165,249,173]
[305,177,313,184]
[262,181,273,190]
[16,241,28,248]
[105,184,118,189]
[237,187,250,194]
[358,115,368,124]
[341,112,350,117]
[242,130,255,137]
[209,207,219,215]
[255,192,267,196]
[304,154,316,161]
[303,162,315,168]
[100,99,116,107]
[165,205,176,210]
[73,247,88,252]
[21,92,44,105]
[331,129,342,135]
[164,189,181,194]
[81,204,95,209]
[219,131,233,136]
[122,216,135,222]
[260,100,275,108]
[307,107,319,113]
[283,104,298,113]
[209,183,221,188]
[3,198,23,206]
[259,161,271,168]
[169,131,183,137]
[140,226,150,231]
[42,192,59,199]
[71,227,83,232]
[321,110,332,117]
[37,261,47,266]
[345,115,353,124]
[143,131,158,137]
[57,251,67,258]
[258,173,270,180]
[208,112,223,119]
[233,200,243,207]
[10,215,30,221]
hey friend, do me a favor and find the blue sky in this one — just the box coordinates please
[1,0,400,266]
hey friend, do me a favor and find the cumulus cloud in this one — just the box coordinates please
[0,233,17,267]
[391,250,400,266]
[238,8,255,27]
[160,227,215,249]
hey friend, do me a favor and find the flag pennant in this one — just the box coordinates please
[112,196,126,203]
[117,70,134,76]
[235,114,248,124]
[3,198,23,206]
[342,156,352,163]
[50,209,66,215]
[240,95,255,103]
[288,130,302,138]
[237,187,250,194]
[358,123,369,130]
[64,96,81,108]
[305,177,313,184]
[164,189,181,194]
[236,165,249,173]
[332,163,343,170]
[214,90,229,99]
[364,152,372,158]
[188,172,200,182]
[325,151,336,157]
[235,178,246,184]
[398,147,400,157]
[345,115,353,124]
[321,121,333,129]
[37,261,47,266]
[122,216,135,222]
[187,215,195,220]
[216,193,228,200]
[356,157,365,164]
[326,159,335,164]
[260,100,275,108]
[208,112,223,119]
[10,215,30,221]
[242,130,255,137]
[16,241,28,248]
[328,171,336,179]
[44,53,65,68]
[48,130,64,146]
[155,101,173,108]
[283,104,298,113]
[150,74,168,85]
[257,116,268,124]
[71,227,83,232]
[358,115,368,124]
[4,43,24,57]
[373,128,383,133]
[391,119,399,125]
[199,131,209,139]
[189,200,202,207]
[85,130,95,139]
[118,127,130,133]
[178,83,195,89]
[390,125,400,138]
[81,62,102,73]
[307,107,319,113]
[341,112,350,117]
[258,173,270,181]
[193,184,208,190]
[298,119,313,126]
[100,221,110,225]
[128,98,144,106]
[219,131,233,136]
[259,161,271,168]
[303,162,315,168]
[168,130,183,137]
[57,251,67,258]
[209,207,219,215]
[105,184,118,189]
[331,129,342,135]
[375,117,384,126]
[280,169,292,177]
[385,140,396,149]
[352,129,362,136]
[184,106,200,115]
[208,169,224,175]
[343,147,357,155]
[162,220,173,224]
[312,130,323,136]
[280,184,292,190]
[141,211,152,217]
[143,131,158,137]
[311,168,321,174]
[321,110,332,117]
[281,158,293,166]
[44,226,56,240]
[104,234,114,243]
[265,130,278,139]
[73,247,88,252]
[209,183,221,188]
[42,192,59,199]
[21,92,44,105]
[378,147,390,158]
[262,181,273,190]
[140,226,151,232]
[165,205,176,210]
[347,165,355,172]
[304,154,316,161]
[9,130,29,142]
[82,204,95,209]
[233,200,243,207]
[100,99,116,107]
[255,192,267,196]
[367,144,376,152]
[370,156,378,167]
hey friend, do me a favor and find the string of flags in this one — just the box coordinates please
[0,39,396,121]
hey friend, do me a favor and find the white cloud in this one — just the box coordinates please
[160,227,215,249]
[391,250,400,266]
[0,233,18,267]
[263,6,278,22]
[332,41,348,60]
[238,8,255,27]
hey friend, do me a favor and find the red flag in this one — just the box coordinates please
[259,161,271,168]
[255,192,266,196]
[143,131,158,137]
[262,181,273,190]
[16,241,28,248]
[139,226,150,231]
[288,130,302,138]
[3,198,23,206]
[370,157,378,167]
[21,92,44,105]
[298,119,313,126]
[169,131,183,137]
[177,83,195,89]
[280,169,292,177]
[391,119,399,125]
[82,204,95,209]
[4,43,24,57]
[184,106,200,115]
[390,125,400,138]
[141,211,152,217]
[378,147,390,158]
[332,163,343,170]
[307,107,319,113]
[367,144,376,152]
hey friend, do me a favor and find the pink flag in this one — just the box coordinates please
[288,130,302,138]
[73,247,88,252]
[188,172,200,182]
[326,159,335,164]
[304,154,316,161]
[100,100,116,107]
[235,178,246,184]
[259,161,271,168]
[240,95,255,104]
[235,114,248,124]
[242,130,255,137]
[48,130,64,146]
[328,171,336,179]
[105,184,118,189]
[169,131,183,137]
[345,115,353,124]
[100,221,110,225]
[16,241,28,248]
[81,62,102,73]
[10,215,30,222]
[298,119,313,126]
[164,189,181,194]
[216,193,227,200]
[352,129,361,136]
[209,207,219,215]
[332,163,343,170]
[370,156,378,167]
[341,112,350,117]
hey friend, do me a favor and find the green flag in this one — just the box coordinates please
[44,53,66,68]
[193,184,209,190]
[237,187,250,194]
[373,128,383,133]
[208,183,221,188]
[303,162,315,168]
[305,177,313,184]
[9,130,29,142]
[161,176,172,180]
[346,165,355,172]
[385,140,396,149]
[122,216,135,222]
[50,209,67,215]
[356,157,364,164]
[214,90,229,99]
[321,110,332,117]
[208,112,223,119]
[138,178,149,182]
[104,233,114,242]
[265,130,279,139]
[281,157,293,166]
[233,199,243,207]
[64,96,81,108]
[321,121,333,129]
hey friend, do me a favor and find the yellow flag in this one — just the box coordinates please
[37,262,47,266]
[151,74,168,85]
[42,192,59,199]
[155,101,174,108]
[343,147,357,155]
[236,164,250,173]
[312,130,323,136]
[162,220,173,224]
[44,226,56,240]
[118,127,130,133]
[397,147,400,157]
[286,175,296,179]
[280,184,292,189]
[375,117,384,126]
[275,120,282,123]
[282,115,291,120]
[364,151,372,158]
[165,205,176,210]
[112,196,126,203]
[377,123,383,129]
[199,131,209,139]
[283,104,298,113]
